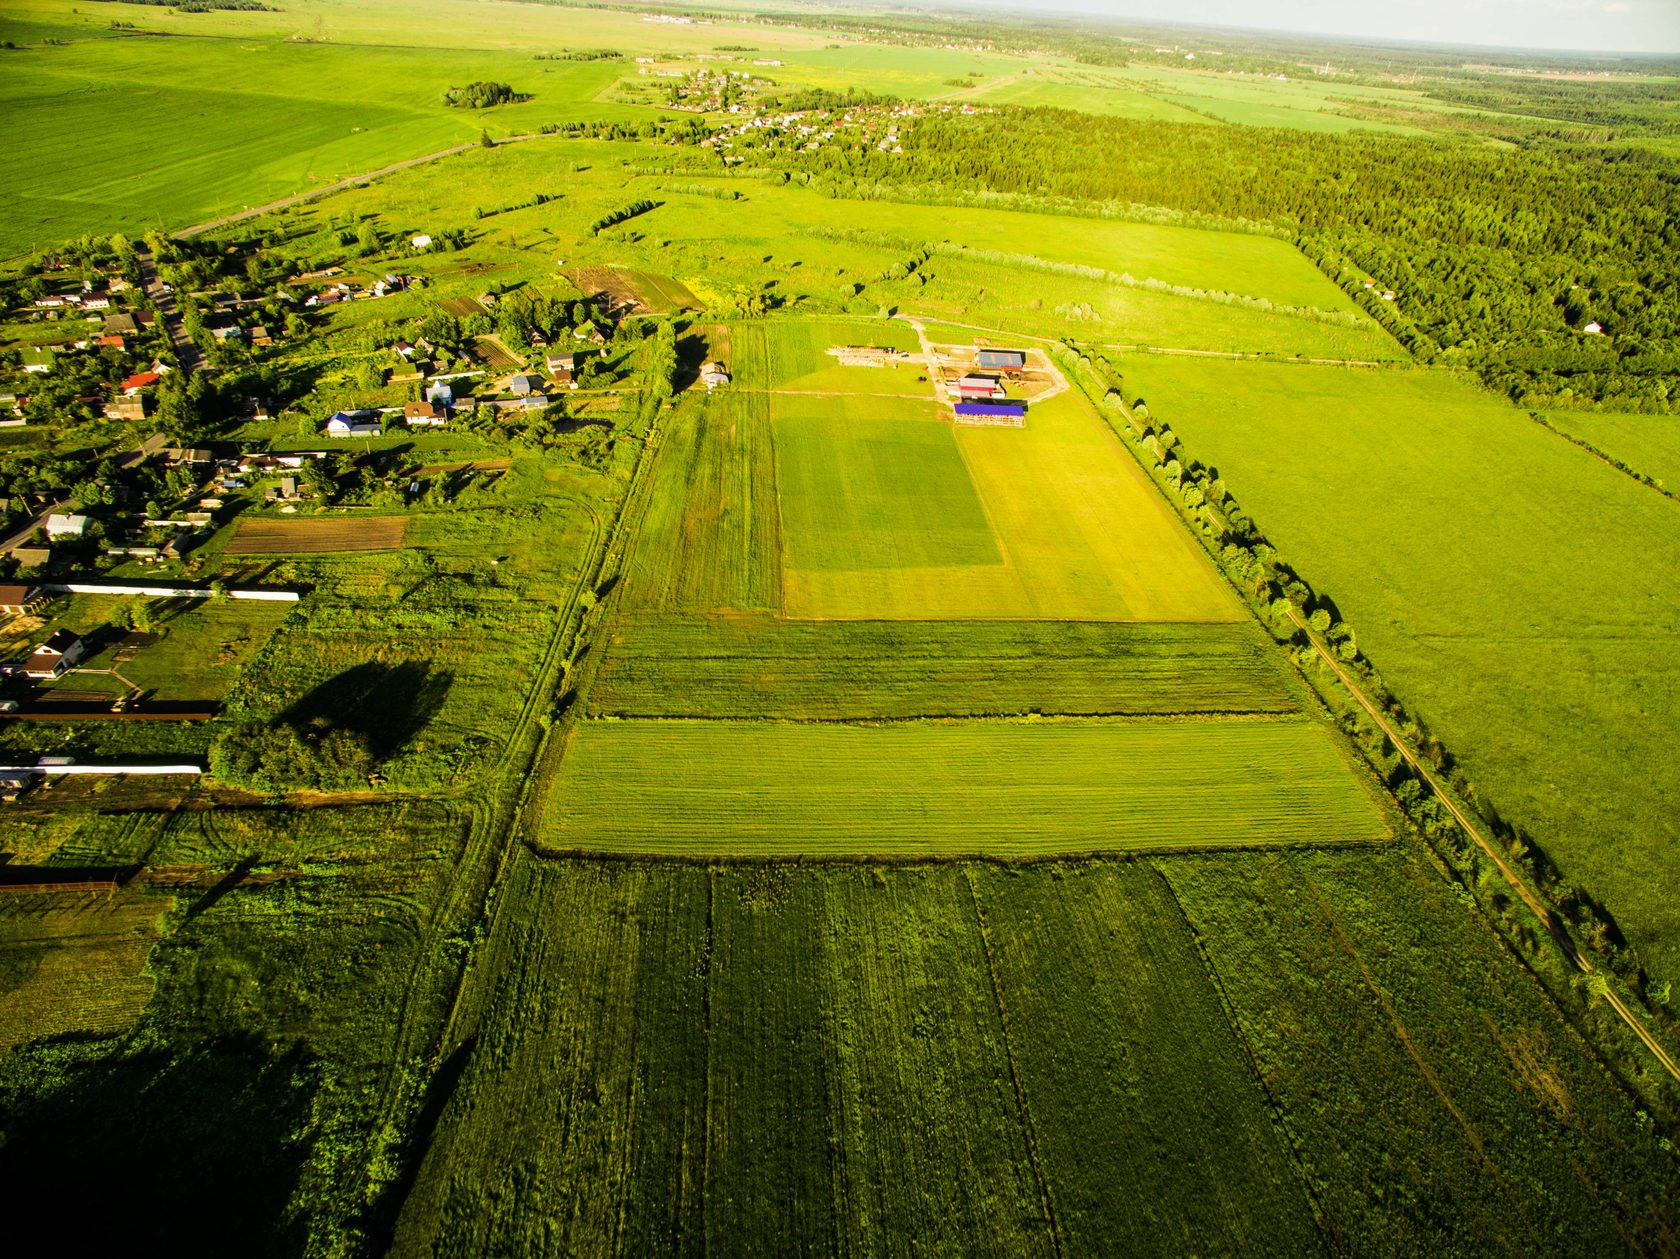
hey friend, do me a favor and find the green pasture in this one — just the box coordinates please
[951,65,1217,123]
[590,615,1301,719]
[776,404,999,571]
[763,316,924,392]
[538,717,1390,855]
[1544,410,1680,490]
[1119,354,1680,987]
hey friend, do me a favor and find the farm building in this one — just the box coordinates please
[24,629,85,679]
[509,374,543,397]
[699,362,731,390]
[0,583,44,615]
[46,513,88,539]
[976,348,1027,372]
[411,234,433,250]
[325,410,381,437]
[953,374,1005,400]
[954,400,1026,426]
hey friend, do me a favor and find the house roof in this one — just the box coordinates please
[39,628,80,652]
[0,583,39,605]
[122,371,162,391]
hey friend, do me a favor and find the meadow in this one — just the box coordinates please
[1544,410,1680,491]
[1117,354,1680,987]
[538,717,1389,855]
[589,616,1302,719]
[388,852,1680,1254]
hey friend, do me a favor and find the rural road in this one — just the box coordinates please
[136,247,201,373]
[173,134,539,239]
[0,501,65,554]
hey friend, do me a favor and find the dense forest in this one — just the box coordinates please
[781,110,1680,410]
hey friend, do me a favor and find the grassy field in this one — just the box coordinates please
[590,615,1302,719]
[1118,354,1680,987]
[1544,410,1680,490]
[536,717,1390,856]
[776,390,1243,621]
[389,853,1678,1253]
[0,889,171,1053]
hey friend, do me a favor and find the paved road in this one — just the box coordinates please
[173,134,538,239]
[136,248,201,374]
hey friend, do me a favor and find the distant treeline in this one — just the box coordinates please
[89,0,277,8]
[781,108,1680,412]
[533,49,622,61]
[443,81,529,109]
[588,199,661,235]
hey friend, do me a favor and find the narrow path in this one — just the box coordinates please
[1285,606,1680,1084]
[172,134,540,239]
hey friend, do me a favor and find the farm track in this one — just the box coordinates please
[1283,608,1680,1085]
[171,135,543,239]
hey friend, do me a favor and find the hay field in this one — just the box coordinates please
[538,717,1390,856]
[1544,410,1680,489]
[225,515,408,554]
[591,615,1301,719]
[777,391,1243,622]
[1120,354,1680,987]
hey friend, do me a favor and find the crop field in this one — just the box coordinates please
[392,853,1676,1253]
[776,391,1243,621]
[471,335,523,371]
[225,515,409,554]
[1118,354,1680,986]
[590,615,1301,719]
[0,890,171,1053]
[1544,410,1680,490]
[567,265,699,315]
[536,717,1390,856]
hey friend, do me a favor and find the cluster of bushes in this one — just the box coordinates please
[211,720,375,793]
[442,81,527,109]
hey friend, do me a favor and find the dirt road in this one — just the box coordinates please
[173,134,538,239]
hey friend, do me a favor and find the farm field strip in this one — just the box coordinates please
[224,515,409,553]
[537,718,1392,856]
[591,614,1301,718]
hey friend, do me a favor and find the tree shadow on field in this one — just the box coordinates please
[0,1034,315,1258]
[283,660,452,760]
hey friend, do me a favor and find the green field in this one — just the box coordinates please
[537,717,1389,855]
[387,853,1679,1253]
[1544,410,1680,490]
[1118,355,1680,986]
[590,616,1302,719]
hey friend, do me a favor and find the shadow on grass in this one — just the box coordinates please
[283,660,452,760]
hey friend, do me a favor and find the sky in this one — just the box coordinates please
[948,0,1680,54]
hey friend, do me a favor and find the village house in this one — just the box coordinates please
[426,380,455,405]
[121,370,161,396]
[103,396,147,421]
[45,513,88,539]
[325,410,381,437]
[0,583,45,616]
[24,629,85,679]
[508,374,543,397]
[546,352,577,375]
[22,347,55,374]
[102,312,139,338]
[404,400,447,427]
[699,361,731,390]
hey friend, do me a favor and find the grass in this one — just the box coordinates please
[764,316,924,392]
[777,390,1244,621]
[0,889,171,1053]
[1543,410,1680,490]
[590,615,1302,719]
[390,853,1678,1253]
[1118,354,1680,987]
[537,717,1391,856]
[775,403,1001,570]
[1163,844,1680,1253]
